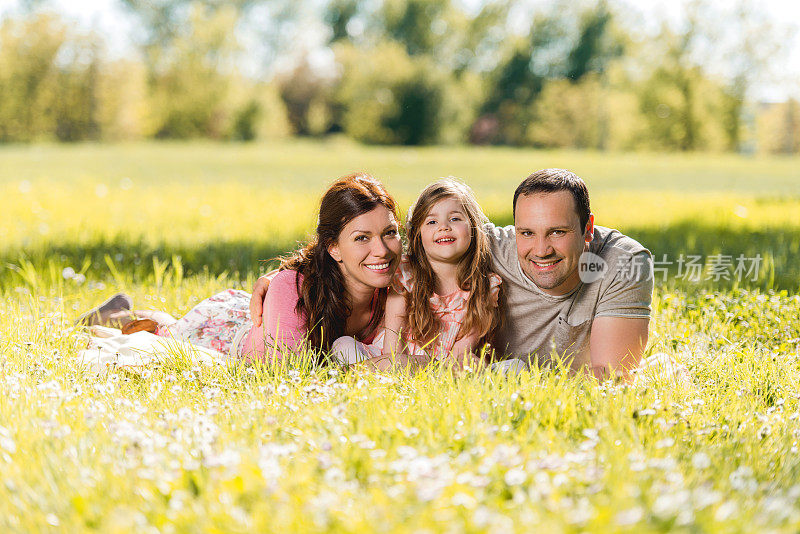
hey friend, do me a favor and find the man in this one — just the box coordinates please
[250,168,653,379]
[485,168,652,379]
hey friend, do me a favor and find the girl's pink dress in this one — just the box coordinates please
[352,258,502,359]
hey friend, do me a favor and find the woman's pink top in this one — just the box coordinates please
[241,269,380,360]
[241,270,308,359]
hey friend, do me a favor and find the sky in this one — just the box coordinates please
[1,0,798,101]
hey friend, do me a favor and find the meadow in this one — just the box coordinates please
[1,140,800,532]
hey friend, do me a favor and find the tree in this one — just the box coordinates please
[334,41,473,144]
[566,2,622,81]
[0,12,108,142]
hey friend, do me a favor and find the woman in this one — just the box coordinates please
[241,172,402,361]
[79,173,426,367]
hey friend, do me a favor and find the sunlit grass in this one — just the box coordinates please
[1,142,800,531]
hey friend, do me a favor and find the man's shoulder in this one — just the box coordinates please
[591,225,651,262]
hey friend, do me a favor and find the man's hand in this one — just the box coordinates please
[249,270,278,327]
[588,316,649,381]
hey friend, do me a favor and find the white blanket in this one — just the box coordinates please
[78,326,231,374]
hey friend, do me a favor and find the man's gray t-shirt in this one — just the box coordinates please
[486,224,653,371]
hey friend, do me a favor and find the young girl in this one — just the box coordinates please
[332,178,503,369]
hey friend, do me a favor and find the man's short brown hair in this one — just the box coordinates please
[513,168,591,229]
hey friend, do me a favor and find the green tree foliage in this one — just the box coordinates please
[329,0,502,145]
[479,4,623,146]
[566,2,622,81]
[0,12,110,142]
[0,13,63,141]
[325,0,360,44]
[528,75,604,149]
[276,57,337,137]
[145,5,240,138]
[635,25,732,152]
[122,0,293,140]
[0,0,794,151]
[95,60,150,141]
[381,0,448,56]
[334,42,473,144]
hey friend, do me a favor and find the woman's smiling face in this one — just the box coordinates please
[327,205,402,292]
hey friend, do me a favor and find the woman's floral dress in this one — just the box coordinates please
[157,289,252,356]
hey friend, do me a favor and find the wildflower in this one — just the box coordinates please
[652,490,690,519]
[693,487,721,509]
[582,428,599,441]
[0,426,16,454]
[615,507,643,526]
[715,501,739,521]
[204,449,240,469]
[656,438,675,449]
[451,492,476,508]
[504,468,526,486]
[692,452,711,469]
[729,466,757,493]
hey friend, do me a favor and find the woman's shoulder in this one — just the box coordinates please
[488,272,502,288]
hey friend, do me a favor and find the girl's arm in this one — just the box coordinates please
[442,275,503,370]
[445,332,482,371]
[382,289,406,356]
[350,289,434,373]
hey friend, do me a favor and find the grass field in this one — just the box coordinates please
[2,141,800,531]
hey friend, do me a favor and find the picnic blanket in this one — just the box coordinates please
[78,326,231,374]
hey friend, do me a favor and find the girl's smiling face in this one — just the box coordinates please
[419,196,472,265]
[327,205,402,292]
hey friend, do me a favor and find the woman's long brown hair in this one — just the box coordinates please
[405,178,501,352]
[280,173,399,354]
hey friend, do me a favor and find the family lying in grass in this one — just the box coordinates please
[80,168,668,381]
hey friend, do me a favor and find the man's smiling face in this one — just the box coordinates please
[514,190,594,296]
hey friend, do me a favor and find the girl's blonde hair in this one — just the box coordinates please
[405,178,501,351]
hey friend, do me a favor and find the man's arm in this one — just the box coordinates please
[588,249,653,380]
[249,269,279,327]
[588,316,649,380]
